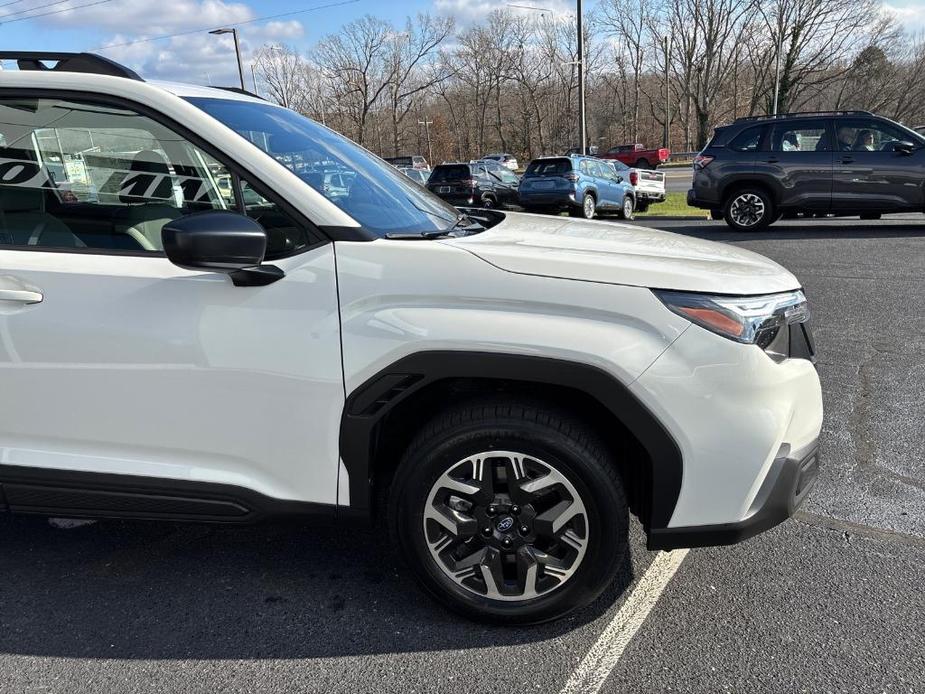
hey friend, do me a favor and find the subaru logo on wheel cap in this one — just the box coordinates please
[496,516,514,532]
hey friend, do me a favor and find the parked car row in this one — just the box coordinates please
[688,109,925,231]
[383,150,665,220]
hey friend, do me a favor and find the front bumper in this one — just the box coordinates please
[648,440,819,550]
[630,319,823,545]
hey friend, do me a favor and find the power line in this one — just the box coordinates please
[1,0,86,21]
[0,0,113,25]
[94,0,360,51]
[0,0,31,9]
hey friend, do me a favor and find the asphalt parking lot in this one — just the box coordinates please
[2,216,924,694]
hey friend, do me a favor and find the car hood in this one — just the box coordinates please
[441,213,801,295]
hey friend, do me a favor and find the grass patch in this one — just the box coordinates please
[637,191,709,218]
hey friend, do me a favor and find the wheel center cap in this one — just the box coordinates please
[496,516,515,532]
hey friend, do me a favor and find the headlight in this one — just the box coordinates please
[653,289,809,348]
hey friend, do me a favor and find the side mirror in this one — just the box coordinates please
[893,141,915,155]
[614,174,624,183]
[163,211,285,287]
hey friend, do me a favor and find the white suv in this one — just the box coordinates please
[0,53,822,624]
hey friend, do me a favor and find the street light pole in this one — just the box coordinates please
[209,27,245,91]
[576,0,586,155]
[418,118,434,164]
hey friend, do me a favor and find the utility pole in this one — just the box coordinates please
[772,25,783,115]
[209,27,245,90]
[250,63,259,96]
[576,0,586,155]
[663,35,670,149]
[418,118,434,164]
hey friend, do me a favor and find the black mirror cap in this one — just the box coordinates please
[163,211,267,273]
[894,140,915,154]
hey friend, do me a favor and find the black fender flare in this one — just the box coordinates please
[339,351,682,531]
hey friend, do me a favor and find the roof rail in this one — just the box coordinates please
[734,110,872,123]
[0,52,142,81]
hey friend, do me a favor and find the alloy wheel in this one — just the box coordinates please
[729,193,766,228]
[423,451,589,602]
[583,195,595,219]
[623,197,634,219]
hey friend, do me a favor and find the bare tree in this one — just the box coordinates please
[313,15,397,146]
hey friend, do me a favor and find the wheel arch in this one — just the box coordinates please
[719,177,780,207]
[339,351,682,533]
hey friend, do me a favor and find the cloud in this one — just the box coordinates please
[433,0,572,24]
[42,0,254,34]
[882,2,925,28]
[74,1,304,85]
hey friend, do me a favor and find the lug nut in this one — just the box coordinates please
[510,505,521,515]
[481,526,492,537]
[487,505,498,516]
[501,537,513,548]
[519,525,529,535]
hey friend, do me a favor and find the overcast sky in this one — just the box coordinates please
[0,0,922,86]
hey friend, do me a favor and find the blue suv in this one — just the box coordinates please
[518,155,636,220]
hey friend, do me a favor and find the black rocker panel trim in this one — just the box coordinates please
[0,466,335,524]
[340,351,683,530]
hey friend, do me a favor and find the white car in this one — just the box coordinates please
[0,53,822,624]
[482,153,519,171]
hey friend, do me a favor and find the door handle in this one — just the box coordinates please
[766,157,779,164]
[0,288,43,304]
[841,156,854,164]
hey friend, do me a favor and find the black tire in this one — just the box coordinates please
[723,187,774,231]
[636,201,650,214]
[481,195,497,209]
[709,208,723,220]
[637,158,651,170]
[860,213,881,220]
[388,398,629,625]
[617,195,635,220]
[570,193,596,219]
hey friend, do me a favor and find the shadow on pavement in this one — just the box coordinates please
[632,219,925,242]
[0,515,637,660]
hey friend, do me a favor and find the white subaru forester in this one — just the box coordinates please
[0,53,822,623]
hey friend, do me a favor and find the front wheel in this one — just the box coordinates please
[636,159,651,170]
[617,195,635,220]
[389,399,629,624]
[724,188,774,231]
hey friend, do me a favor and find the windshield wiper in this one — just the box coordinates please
[385,213,485,240]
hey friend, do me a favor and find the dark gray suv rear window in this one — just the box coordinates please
[729,126,765,152]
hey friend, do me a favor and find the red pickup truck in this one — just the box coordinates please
[600,144,670,169]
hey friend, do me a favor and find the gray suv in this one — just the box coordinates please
[688,111,925,231]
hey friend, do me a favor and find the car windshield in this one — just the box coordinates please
[187,98,459,236]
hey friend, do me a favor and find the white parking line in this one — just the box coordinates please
[559,549,690,694]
